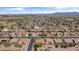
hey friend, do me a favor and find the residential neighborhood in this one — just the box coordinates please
[0,15,79,51]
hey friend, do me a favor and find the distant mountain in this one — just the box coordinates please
[0,12,79,16]
[28,12,79,16]
[53,12,79,16]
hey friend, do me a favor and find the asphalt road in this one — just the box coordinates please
[27,38,35,51]
[1,36,79,38]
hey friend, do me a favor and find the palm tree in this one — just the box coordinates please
[72,40,76,46]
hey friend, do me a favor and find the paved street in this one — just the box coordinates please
[27,38,35,51]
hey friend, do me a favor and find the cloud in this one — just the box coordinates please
[56,7,79,12]
[5,7,26,11]
[0,7,58,14]
[0,7,27,14]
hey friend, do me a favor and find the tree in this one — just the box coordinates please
[28,29,31,32]
[34,43,38,51]
[60,39,67,48]
[33,43,43,51]
[0,25,4,31]
[72,40,75,44]
[60,43,67,48]
[62,39,66,44]
[28,33,32,37]
[74,26,78,32]
[55,44,59,48]
[53,40,56,44]
[0,26,4,29]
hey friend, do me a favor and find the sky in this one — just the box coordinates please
[0,7,79,14]
[0,0,79,14]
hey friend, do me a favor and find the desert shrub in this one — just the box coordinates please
[39,34,47,37]
[2,42,11,47]
[67,43,73,47]
[13,42,22,48]
[21,42,26,45]
[49,42,52,45]
[44,49,49,51]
